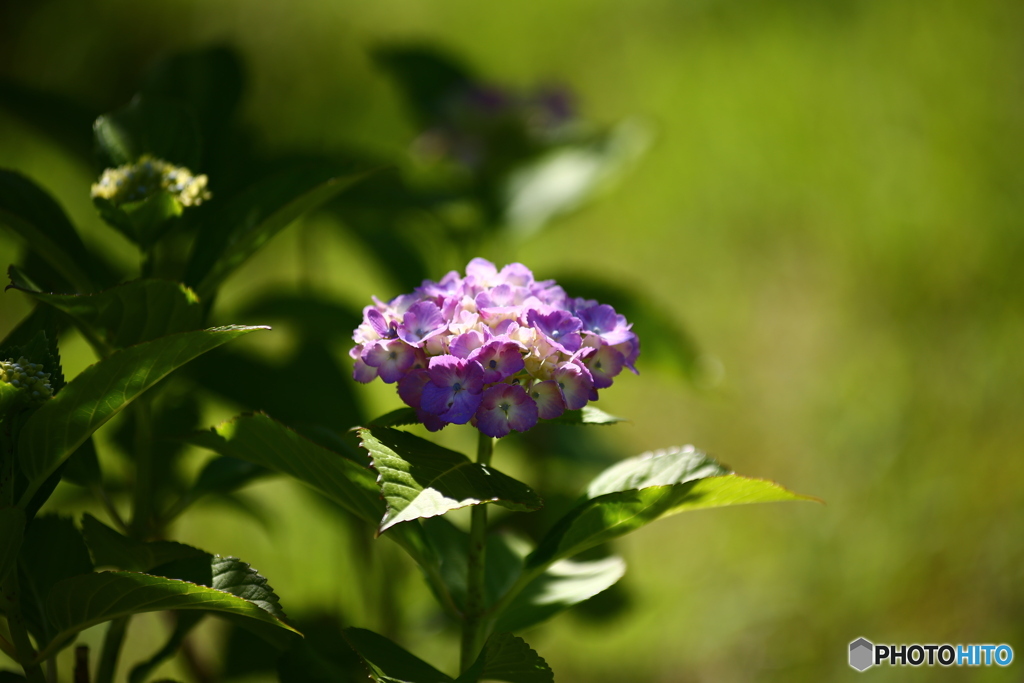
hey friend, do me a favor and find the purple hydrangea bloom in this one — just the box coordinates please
[398,301,447,346]
[421,356,485,424]
[351,258,638,436]
[476,384,539,438]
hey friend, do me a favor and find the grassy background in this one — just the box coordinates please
[2,0,1023,680]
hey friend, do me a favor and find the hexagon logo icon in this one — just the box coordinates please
[849,637,874,671]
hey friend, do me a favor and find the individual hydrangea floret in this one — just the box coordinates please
[0,357,54,403]
[352,258,639,438]
[91,154,211,207]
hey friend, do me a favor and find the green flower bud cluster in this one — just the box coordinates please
[91,155,211,207]
[1,357,53,403]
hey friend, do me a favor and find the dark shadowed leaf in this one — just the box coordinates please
[422,518,526,611]
[184,163,369,297]
[94,95,201,169]
[454,632,553,683]
[343,627,453,683]
[358,427,543,533]
[82,513,208,572]
[18,516,93,642]
[183,341,365,437]
[0,507,25,585]
[184,413,382,524]
[0,171,108,292]
[61,438,102,488]
[7,273,203,350]
[368,408,419,428]
[16,326,267,497]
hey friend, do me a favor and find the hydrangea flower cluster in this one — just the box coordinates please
[352,259,638,438]
[1,357,53,403]
[415,83,576,170]
[91,155,211,207]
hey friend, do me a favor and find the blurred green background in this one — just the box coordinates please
[2,0,1023,681]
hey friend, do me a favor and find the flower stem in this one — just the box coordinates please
[460,431,494,673]
[95,616,129,683]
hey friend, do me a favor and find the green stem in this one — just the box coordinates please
[460,431,494,673]
[95,617,129,683]
[4,573,46,683]
[129,396,153,539]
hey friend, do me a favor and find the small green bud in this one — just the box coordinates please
[91,155,211,208]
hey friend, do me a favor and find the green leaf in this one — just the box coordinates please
[502,120,649,238]
[18,516,93,641]
[184,163,369,298]
[0,170,105,292]
[367,408,419,428]
[185,413,382,524]
[528,446,816,568]
[188,456,269,500]
[421,518,527,611]
[493,556,626,634]
[454,632,553,683]
[7,272,203,350]
[82,513,208,572]
[183,341,365,436]
[16,325,267,499]
[0,507,25,585]
[61,438,102,488]
[358,427,543,533]
[585,444,729,498]
[342,627,453,683]
[93,192,183,249]
[42,569,299,657]
[93,95,201,169]
[548,405,625,426]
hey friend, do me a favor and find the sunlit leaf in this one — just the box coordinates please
[527,446,816,568]
[16,325,267,498]
[493,555,626,633]
[455,632,553,683]
[358,427,543,533]
[548,405,625,426]
[42,569,299,657]
[503,119,649,237]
